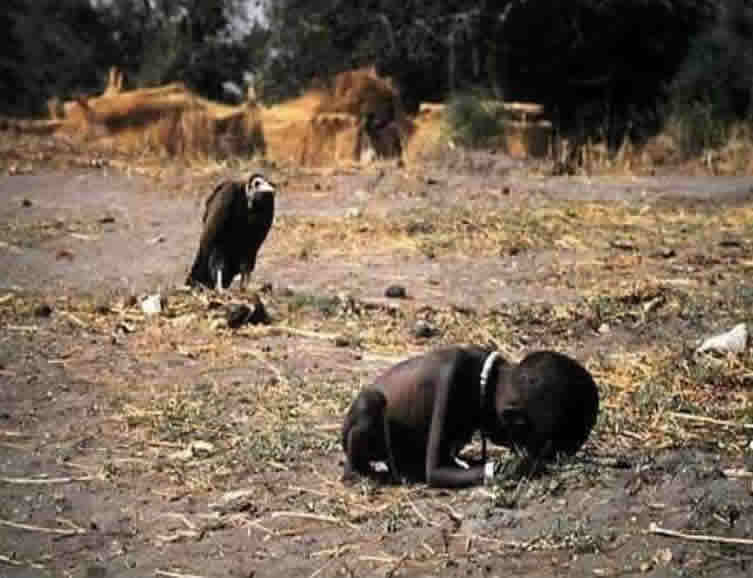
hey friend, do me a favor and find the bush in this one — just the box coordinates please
[665,102,731,156]
[667,0,753,153]
[444,93,505,149]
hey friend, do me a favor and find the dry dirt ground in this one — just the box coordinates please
[1,152,753,578]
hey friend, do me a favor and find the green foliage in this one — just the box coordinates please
[670,0,753,121]
[665,0,753,155]
[1,0,114,115]
[665,102,732,156]
[444,93,505,148]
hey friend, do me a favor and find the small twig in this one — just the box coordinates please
[723,469,753,479]
[160,513,197,530]
[649,523,753,546]
[60,310,89,330]
[0,553,47,570]
[359,556,400,564]
[269,510,358,530]
[450,531,526,549]
[308,556,337,578]
[154,571,207,578]
[0,475,93,485]
[0,518,86,536]
[287,485,331,498]
[270,324,340,342]
[245,519,276,536]
[156,530,201,543]
[406,499,439,527]
[668,412,753,430]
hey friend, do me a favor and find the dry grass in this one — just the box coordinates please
[1,173,752,573]
[51,83,265,159]
[266,200,753,262]
[261,68,409,167]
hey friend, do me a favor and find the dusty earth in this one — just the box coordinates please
[1,151,753,578]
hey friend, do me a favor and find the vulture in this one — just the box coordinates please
[187,173,276,291]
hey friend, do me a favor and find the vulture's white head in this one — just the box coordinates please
[246,173,276,208]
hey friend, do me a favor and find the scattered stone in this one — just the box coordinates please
[189,440,215,458]
[426,176,440,185]
[697,323,748,355]
[21,198,32,208]
[34,303,53,318]
[345,207,363,219]
[502,186,511,195]
[610,239,636,251]
[99,215,115,224]
[413,320,437,339]
[124,295,138,308]
[354,188,369,202]
[334,335,351,347]
[314,182,322,191]
[147,234,165,245]
[651,247,676,259]
[385,285,407,299]
[210,489,257,514]
[598,323,611,334]
[56,249,74,261]
[260,282,274,294]
[405,220,433,235]
[169,440,216,462]
[141,293,162,316]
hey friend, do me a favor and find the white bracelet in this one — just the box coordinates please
[484,461,497,484]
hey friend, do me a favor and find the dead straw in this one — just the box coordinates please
[649,523,753,546]
[0,518,86,536]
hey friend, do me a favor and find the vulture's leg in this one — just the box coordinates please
[208,248,225,293]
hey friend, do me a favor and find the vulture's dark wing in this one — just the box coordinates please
[199,181,242,251]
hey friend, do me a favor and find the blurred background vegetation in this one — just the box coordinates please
[1,0,751,151]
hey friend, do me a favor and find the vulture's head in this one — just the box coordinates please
[245,173,276,209]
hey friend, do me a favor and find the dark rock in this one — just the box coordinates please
[652,247,676,259]
[719,239,742,248]
[99,215,115,224]
[227,296,270,329]
[34,303,53,317]
[334,335,354,347]
[385,285,407,299]
[21,198,32,207]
